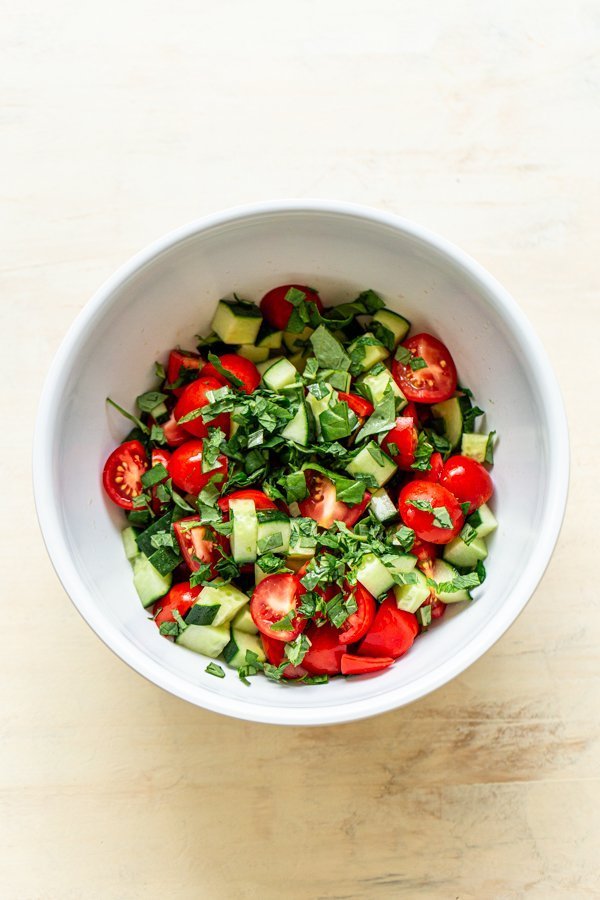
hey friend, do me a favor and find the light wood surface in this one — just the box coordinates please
[2,1,599,897]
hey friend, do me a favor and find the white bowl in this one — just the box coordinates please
[34,201,569,726]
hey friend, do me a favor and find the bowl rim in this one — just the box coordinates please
[33,199,569,726]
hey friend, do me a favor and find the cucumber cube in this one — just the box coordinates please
[211,299,262,345]
[346,442,397,487]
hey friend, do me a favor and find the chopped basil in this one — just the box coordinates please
[269,609,296,632]
[207,353,244,389]
[355,383,396,443]
[460,522,478,545]
[416,605,432,627]
[136,390,168,414]
[309,325,351,371]
[320,400,354,442]
[485,431,496,464]
[159,621,179,636]
[205,662,225,678]
[407,498,453,529]
[106,397,149,434]
[141,463,169,488]
[257,532,283,553]
[393,525,415,552]
[285,634,311,666]
[436,572,480,593]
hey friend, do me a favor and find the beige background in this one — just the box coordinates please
[2,1,599,897]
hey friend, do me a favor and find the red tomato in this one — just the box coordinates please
[150,448,171,514]
[259,283,324,331]
[341,654,394,675]
[168,440,228,496]
[174,376,230,439]
[201,353,261,394]
[382,416,418,469]
[299,470,370,529]
[392,333,457,404]
[153,581,201,628]
[398,480,464,544]
[403,401,420,422]
[358,595,418,659]
[157,410,189,447]
[338,392,374,418]
[431,599,446,619]
[173,517,220,573]
[411,536,438,577]
[301,623,346,675]
[417,451,444,483]
[217,489,277,514]
[167,349,201,396]
[339,583,376,645]
[250,573,305,642]
[260,634,307,680]
[102,440,149,509]
[439,454,493,514]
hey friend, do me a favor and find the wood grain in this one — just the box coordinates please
[2,1,599,897]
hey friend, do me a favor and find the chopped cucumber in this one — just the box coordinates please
[348,333,390,372]
[283,327,314,352]
[443,535,488,568]
[231,604,258,635]
[358,368,406,406]
[346,441,397,487]
[355,552,416,598]
[191,582,250,626]
[431,397,463,449]
[132,555,172,608]
[286,543,316,560]
[257,510,291,554]
[236,344,270,363]
[393,569,430,613]
[211,299,262,345]
[371,309,411,347]
[230,498,258,564]
[122,526,140,562]
[468,502,497,539]
[261,357,298,392]
[461,432,494,463]
[281,401,311,446]
[176,623,230,657]
[256,322,283,350]
[223,629,266,668]
[306,385,336,438]
[432,559,472,604]
[318,369,351,392]
[370,488,398,524]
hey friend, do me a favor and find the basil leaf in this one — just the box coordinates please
[207,353,244,389]
[106,397,149,435]
[205,662,225,678]
[309,325,351,372]
[136,390,168,414]
[285,634,311,666]
[355,383,396,443]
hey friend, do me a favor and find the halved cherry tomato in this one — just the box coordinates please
[398,480,464,544]
[339,583,376,645]
[439,454,493,514]
[168,440,228,496]
[153,581,201,628]
[250,573,305,642]
[392,333,457,404]
[301,623,346,675]
[431,599,446,619]
[150,448,172,514]
[382,416,418,469]
[156,409,189,447]
[173,517,220,573]
[167,349,202,396]
[358,595,418,659]
[411,536,438,577]
[260,283,324,331]
[403,401,420,422]
[102,440,149,509]
[174,376,230,439]
[217,489,277,514]
[338,392,374,418]
[299,470,370,529]
[416,451,444,483]
[341,654,394,675]
[260,634,307,680]
[201,353,261,394]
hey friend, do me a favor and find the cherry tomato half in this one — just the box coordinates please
[168,440,228,496]
[174,376,230,439]
[392,333,457,404]
[156,409,189,447]
[416,451,444,483]
[398,480,464,544]
[299,470,370,529]
[339,583,376,645]
[153,581,201,628]
[173,517,220,574]
[341,654,394,676]
[217,489,277,514]
[260,283,324,331]
[439,454,493,514]
[338,392,374,418]
[301,623,346,675]
[202,353,261,394]
[102,440,149,509]
[411,536,438,577]
[260,634,307,680]
[250,573,305,643]
[358,595,418,659]
[167,348,202,396]
[382,416,418,469]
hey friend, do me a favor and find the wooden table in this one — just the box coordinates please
[3,1,599,896]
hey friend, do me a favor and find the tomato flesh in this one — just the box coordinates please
[217,489,277,514]
[339,583,376,645]
[358,596,418,659]
[392,333,457,403]
[102,440,149,509]
[299,470,370,529]
[149,448,171,514]
[201,353,261,394]
[173,517,219,573]
[439,454,493,514]
[398,480,464,544]
[167,349,201,396]
[153,582,201,628]
[416,451,444,483]
[250,573,305,642]
[338,392,374,418]
[168,440,228,496]
[174,376,230,439]
[260,634,307,679]
[260,284,323,331]
[301,623,346,675]
[382,416,418,469]
[341,654,394,675]
[157,409,189,447]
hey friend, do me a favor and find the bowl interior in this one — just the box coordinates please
[36,205,566,724]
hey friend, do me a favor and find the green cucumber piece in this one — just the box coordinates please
[236,344,270,363]
[281,401,311,446]
[230,498,258,564]
[306,385,337,438]
[371,309,411,347]
[176,623,230,657]
[257,510,291,554]
[135,511,173,558]
[261,357,298,392]
[223,629,266,668]
[370,488,398,524]
[318,369,351,392]
[432,559,472,604]
[122,526,140,562]
[431,397,463,449]
[355,552,417,598]
[190,582,250,627]
[132,555,172,608]
[346,441,397,487]
[211,299,262,345]
[468,503,497,539]
[256,322,283,350]
[358,368,406,406]
[443,535,488,568]
[231,604,258,635]
[283,327,314,352]
[348,332,390,372]
[393,569,430,613]
[461,432,494,463]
